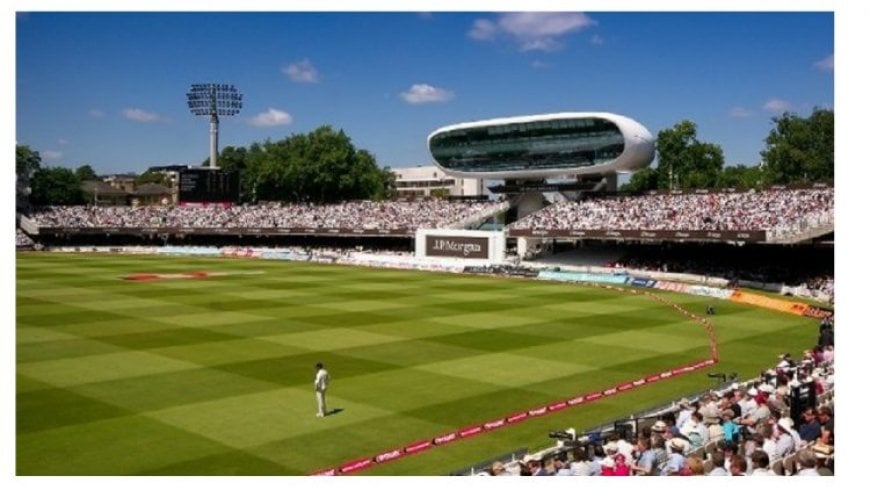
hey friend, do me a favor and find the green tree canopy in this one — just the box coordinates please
[656,120,724,190]
[760,108,834,185]
[620,167,659,193]
[29,167,85,206]
[136,170,170,186]
[716,164,763,189]
[234,125,394,203]
[75,164,99,182]
[17,144,42,180]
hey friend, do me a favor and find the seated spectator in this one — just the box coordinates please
[679,419,704,451]
[650,435,668,475]
[523,454,545,476]
[738,392,771,432]
[757,425,778,462]
[721,409,739,443]
[588,445,605,476]
[718,439,740,468]
[488,461,507,476]
[600,456,616,476]
[773,417,796,458]
[675,398,694,429]
[798,408,822,443]
[750,450,776,476]
[611,453,631,476]
[707,451,729,476]
[568,447,593,476]
[817,406,834,445]
[540,455,557,476]
[795,449,821,476]
[729,455,748,476]
[631,436,657,476]
[681,456,705,476]
[661,438,688,475]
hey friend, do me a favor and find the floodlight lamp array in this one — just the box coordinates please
[186,83,243,116]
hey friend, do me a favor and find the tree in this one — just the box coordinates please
[216,146,248,173]
[760,108,834,185]
[243,126,393,203]
[75,164,98,182]
[620,167,659,193]
[29,167,85,205]
[656,120,724,190]
[716,164,763,189]
[375,166,397,200]
[136,170,170,186]
[16,144,42,180]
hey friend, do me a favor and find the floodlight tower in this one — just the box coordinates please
[186,83,243,168]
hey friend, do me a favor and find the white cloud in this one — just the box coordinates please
[248,108,293,127]
[57,138,69,145]
[531,60,551,69]
[42,150,62,160]
[763,98,792,113]
[122,108,160,123]
[469,12,596,52]
[282,59,319,83]
[728,106,753,118]
[89,109,105,118]
[813,54,834,71]
[591,34,604,45]
[469,19,498,40]
[400,84,455,104]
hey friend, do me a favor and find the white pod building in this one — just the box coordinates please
[427,112,655,180]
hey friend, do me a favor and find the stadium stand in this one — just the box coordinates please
[16,228,36,249]
[26,200,507,231]
[509,187,833,240]
[461,334,835,477]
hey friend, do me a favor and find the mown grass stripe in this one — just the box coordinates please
[16,253,818,475]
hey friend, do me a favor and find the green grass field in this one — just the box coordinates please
[16,252,819,475]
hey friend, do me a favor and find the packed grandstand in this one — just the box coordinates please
[19,186,835,302]
[457,335,834,476]
[23,185,832,240]
[24,199,506,232]
[15,183,835,476]
[509,186,833,241]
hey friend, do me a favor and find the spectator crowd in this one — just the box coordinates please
[26,200,505,232]
[16,228,35,248]
[478,327,834,477]
[510,188,833,239]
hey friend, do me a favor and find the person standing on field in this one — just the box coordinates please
[314,362,330,417]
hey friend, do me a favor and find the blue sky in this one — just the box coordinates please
[15,10,834,175]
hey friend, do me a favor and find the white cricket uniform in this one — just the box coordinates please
[314,368,329,416]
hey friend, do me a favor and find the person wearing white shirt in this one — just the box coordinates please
[314,362,330,417]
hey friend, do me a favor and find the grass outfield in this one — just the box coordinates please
[16,252,819,475]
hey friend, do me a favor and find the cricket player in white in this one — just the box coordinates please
[314,362,329,417]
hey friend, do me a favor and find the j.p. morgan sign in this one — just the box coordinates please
[425,235,489,259]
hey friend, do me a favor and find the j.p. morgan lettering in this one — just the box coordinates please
[425,236,489,259]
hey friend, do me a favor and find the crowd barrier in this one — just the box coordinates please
[522,266,828,320]
[537,270,629,285]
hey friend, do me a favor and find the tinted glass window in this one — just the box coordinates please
[430,118,625,172]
